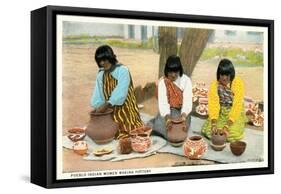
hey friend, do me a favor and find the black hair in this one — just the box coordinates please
[164,55,184,77]
[216,58,235,82]
[94,45,118,67]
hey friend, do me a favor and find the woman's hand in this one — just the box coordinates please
[221,119,233,136]
[181,113,187,122]
[211,119,217,134]
[221,125,229,137]
[165,115,173,130]
[211,125,217,134]
[96,102,111,113]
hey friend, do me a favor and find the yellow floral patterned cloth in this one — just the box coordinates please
[202,106,247,142]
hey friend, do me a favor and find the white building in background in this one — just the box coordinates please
[63,22,156,41]
[63,22,263,44]
[209,30,263,44]
[123,25,156,41]
[176,28,263,44]
[63,21,124,37]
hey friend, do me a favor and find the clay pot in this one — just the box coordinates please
[183,136,207,160]
[131,133,152,153]
[230,141,247,156]
[130,126,152,137]
[67,127,85,134]
[72,141,88,156]
[210,142,226,151]
[167,118,188,147]
[66,127,86,142]
[211,131,226,146]
[73,149,88,156]
[68,133,86,142]
[85,109,118,144]
[117,137,132,154]
[130,126,152,153]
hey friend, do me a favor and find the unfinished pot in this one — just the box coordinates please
[210,142,226,151]
[211,131,226,146]
[167,118,188,147]
[183,136,207,160]
[85,108,118,144]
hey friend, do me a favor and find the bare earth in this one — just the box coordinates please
[62,44,263,172]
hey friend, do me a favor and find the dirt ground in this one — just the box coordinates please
[62,44,264,172]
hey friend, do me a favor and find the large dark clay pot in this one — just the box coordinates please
[86,109,118,144]
[167,118,188,147]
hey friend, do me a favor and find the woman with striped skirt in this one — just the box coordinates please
[90,45,143,139]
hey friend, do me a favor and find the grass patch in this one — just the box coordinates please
[200,47,263,66]
[63,35,154,49]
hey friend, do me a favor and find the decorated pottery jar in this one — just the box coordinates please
[130,126,152,137]
[85,108,118,144]
[67,127,86,142]
[72,140,88,155]
[130,126,152,153]
[131,134,152,153]
[183,136,207,160]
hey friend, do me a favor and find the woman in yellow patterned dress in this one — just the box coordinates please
[90,45,143,139]
[201,59,247,142]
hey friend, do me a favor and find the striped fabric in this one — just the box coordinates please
[164,78,183,109]
[217,83,233,107]
[103,71,143,139]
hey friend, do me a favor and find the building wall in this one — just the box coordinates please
[124,25,129,39]
[147,26,153,38]
[63,21,124,37]
[211,30,263,44]
[134,25,141,40]
[124,25,155,40]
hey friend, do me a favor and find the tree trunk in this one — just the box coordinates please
[179,28,213,76]
[158,27,177,78]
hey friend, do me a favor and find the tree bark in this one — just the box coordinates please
[158,27,177,78]
[179,28,213,76]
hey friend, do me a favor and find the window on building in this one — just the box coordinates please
[141,26,147,41]
[247,31,262,35]
[128,25,135,39]
[224,30,237,36]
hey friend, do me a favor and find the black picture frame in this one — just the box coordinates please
[31,5,274,188]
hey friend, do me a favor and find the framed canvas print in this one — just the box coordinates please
[31,5,274,188]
